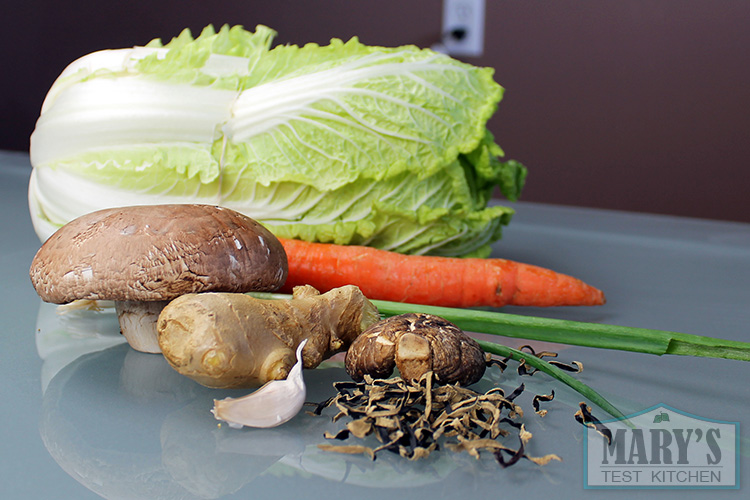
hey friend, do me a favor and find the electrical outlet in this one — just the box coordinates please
[441,0,485,57]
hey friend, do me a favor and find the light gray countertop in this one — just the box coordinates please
[2,151,748,498]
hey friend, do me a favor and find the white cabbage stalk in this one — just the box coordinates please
[29,25,526,257]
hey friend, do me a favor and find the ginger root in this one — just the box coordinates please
[157,285,380,389]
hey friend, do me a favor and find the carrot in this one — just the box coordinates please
[278,238,605,308]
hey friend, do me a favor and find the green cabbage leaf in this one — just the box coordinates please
[29,24,526,256]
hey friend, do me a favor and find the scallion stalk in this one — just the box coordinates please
[371,300,750,362]
[477,340,629,422]
[251,292,750,362]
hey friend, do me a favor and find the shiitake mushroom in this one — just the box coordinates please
[344,313,487,386]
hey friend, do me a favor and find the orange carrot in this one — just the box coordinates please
[278,238,605,308]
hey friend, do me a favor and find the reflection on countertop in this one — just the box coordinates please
[37,301,551,499]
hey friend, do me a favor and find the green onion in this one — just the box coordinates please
[251,292,750,362]
[371,300,750,362]
[477,340,629,422]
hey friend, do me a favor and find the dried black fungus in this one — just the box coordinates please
[516,345,583,376]
[312,372,561,467]
[506,383,525,402]
[532,391,556,417]
[574,402,612,444]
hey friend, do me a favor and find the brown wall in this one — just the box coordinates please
[3,1,749,222]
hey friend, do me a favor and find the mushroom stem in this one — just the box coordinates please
[114,300,170,353]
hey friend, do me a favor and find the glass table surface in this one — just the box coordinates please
[1,151,748,499]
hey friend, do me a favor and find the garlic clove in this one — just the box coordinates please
[211,339,308,428]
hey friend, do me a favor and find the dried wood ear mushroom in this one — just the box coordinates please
[344,313,486,386]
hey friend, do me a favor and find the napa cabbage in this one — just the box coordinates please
[29,24,526,256]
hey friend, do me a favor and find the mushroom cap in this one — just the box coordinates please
[345,313,487,386]
[30,204,288,304]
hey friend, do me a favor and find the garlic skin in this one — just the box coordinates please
[211,340,307,428]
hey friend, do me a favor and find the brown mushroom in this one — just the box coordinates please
[29,204,288,353]
[344,313,487,386]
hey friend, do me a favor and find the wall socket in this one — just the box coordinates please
[441,0,485,57]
